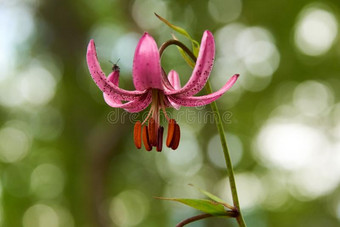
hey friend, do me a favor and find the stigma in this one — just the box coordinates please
[133,89,180,152]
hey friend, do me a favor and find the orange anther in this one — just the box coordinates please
[166,119,176,147]
[170,123,180,150]
[142,125,152,151]
[156,126,164,152]
[148,118,157,146]
[133,121,142,149]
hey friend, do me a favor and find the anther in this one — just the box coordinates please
[148,118,157,146]
[142,125,152,151]
[133,121,142,149]
[170,123,180,150]
[156,126,164,152]
[166,119,176,147]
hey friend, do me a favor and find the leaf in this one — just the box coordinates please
[189,184,234,210]
[155,197,227,216]
[155,13,200,57]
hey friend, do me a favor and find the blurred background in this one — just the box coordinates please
[1,0,340,226]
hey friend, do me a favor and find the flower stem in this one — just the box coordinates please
[159,38,246,226]
[205,82,246,227]
[159,39,197,61]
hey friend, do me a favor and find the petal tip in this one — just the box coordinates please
[87,39,96,54]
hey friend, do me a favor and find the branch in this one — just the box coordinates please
[176,213,213,227]
[176,211,238,227]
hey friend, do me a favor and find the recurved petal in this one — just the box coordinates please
[107,70,120,85]
[124,92,153,113]
[168,70,181,90]
[105,90,152,112]
[87,39,146,101]
[103,71,122,105]
[164,30,215,97]
[168,74,239,107]
[133,33,163,91]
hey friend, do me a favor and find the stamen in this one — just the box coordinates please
[156,126,164,152]
[133,121,142,149]
[166,119,176,147]
[170,123,180,150]
[159,94,170,121]
[142,108,154,125]
[142,125,152,151]
[148,117,157,146]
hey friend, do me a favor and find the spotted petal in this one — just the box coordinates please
[87,39,146,101]
[168,74,239,107]
[133,33,163,91]
[124,92,152,113]
[164,30,215,97]
[104,71,121,105]
[103,72,152,111]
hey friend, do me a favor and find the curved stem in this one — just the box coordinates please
[159,39,197,61]
[176,214,213,227]
[176,211,238,227]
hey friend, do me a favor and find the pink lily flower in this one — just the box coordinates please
[86,30,239,152]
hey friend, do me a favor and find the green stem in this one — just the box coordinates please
[205,82,246,227]
[159,38,246,226]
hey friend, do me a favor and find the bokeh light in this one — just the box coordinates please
[23,204,59,227]
[156,125,203,178]
[208,132,243,168]
[294,4,338,56]
[30,163,65,199]
[208,0,242,23]
[109,190,149,227]
[255,120,326,170]
[293,80,333,116]
[0,3,34,80]
[217,173,264,210]
[214,23,280,92]
[1,0,340,226]
[132,0,168,30]
[0,125,30,163]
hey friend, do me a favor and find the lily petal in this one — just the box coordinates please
[103,71,122,105]
[133,33,163,91]
[105,91,152,112]
[168,74,239,107]
[123,92,153,113]
[167,70,181,110]
[168,70,181,90]
[164,30,215,97]
[87,39,146,101]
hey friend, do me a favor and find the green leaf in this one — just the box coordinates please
[155,197,227,215]
[191,40,200,58]
[155,13,200,57]
[188,184,234,210]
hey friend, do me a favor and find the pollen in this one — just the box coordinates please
[133,121,142,149]
[166,119,176,147]
[166,120,180,150]
[142,125,152,151]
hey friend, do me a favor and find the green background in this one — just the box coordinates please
[1,0,340,226]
